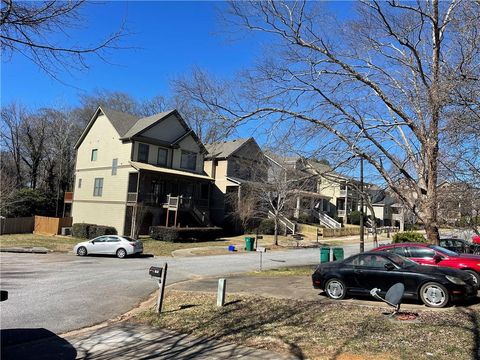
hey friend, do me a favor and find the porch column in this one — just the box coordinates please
[294,196,300,218]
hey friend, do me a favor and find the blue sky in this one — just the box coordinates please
[1,1,266,109]
[2,1,353,110]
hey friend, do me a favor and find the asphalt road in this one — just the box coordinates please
[0,243,368,334]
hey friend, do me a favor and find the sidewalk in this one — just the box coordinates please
[2,323,298,360]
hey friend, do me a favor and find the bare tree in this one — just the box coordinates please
[1,102,25,186]
[177,1,480,244]
[1,0,127,78]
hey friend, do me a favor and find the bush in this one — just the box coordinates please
[296,214,313,224]
[392,231,427,243]
[348,211,366,225]
[72,223,117,239]
[257,219,275,235]
[5,188,56,217]
[149,226,223,242]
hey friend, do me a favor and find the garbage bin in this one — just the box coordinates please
[244,237,255,251]
[333,247,344,261]
[320,247,330,263]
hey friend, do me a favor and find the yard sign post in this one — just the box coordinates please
[217,278,226,306]
[257,246,267,271]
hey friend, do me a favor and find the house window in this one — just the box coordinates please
[78,178,82,188]
[138,143,149,163]
[157,148,168,166]
[91,149,98,161]
[93,178,104,197]
[180,151,197,171]
[112,158,118,175]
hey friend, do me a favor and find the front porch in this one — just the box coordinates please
[124,162,214,236]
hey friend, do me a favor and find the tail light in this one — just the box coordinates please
[129,242,136,247]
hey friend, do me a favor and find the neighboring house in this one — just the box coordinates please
[204,138,266,226]
[437,181,480,226]
[72,107,213,236]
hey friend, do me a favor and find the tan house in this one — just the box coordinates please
[72,107,213,236]
[204,138,266,226]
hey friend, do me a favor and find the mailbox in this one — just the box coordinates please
[1,290,8,302]
[149,266,163,278]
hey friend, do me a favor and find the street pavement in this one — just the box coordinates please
[0,242,370,334]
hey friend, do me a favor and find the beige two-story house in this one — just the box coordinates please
[72,107,213,236]
[204,138,266,226]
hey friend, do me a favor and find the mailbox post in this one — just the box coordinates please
[149,263,168,314]
[256,246,266,271]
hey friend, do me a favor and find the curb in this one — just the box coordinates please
[0,247,49,254]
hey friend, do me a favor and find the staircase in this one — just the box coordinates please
[268,211,296,235]
[190,204,210,226]
[311,210,341,229]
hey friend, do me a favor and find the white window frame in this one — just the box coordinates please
[93,178,104,197]
[157,147,168,166]
[91,149,98,161]
[112,158,118,175]
[180,151,197,171]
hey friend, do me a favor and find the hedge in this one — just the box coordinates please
[392,231,427,243]
[72,223,117,239]
[149,226,223,242]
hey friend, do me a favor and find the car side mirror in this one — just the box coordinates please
[384,263,395,271]
[433,254,443,263]
[91,240,95,244]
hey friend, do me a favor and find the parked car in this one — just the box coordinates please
[373,243,480,285]
[439,238,479,254]
[74,235,143,258]
[312,251,477,308]
[473,235,480,245]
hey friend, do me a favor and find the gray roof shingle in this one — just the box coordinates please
[100,107,139,137]
[120,109,176,139]
[205,138,251,159]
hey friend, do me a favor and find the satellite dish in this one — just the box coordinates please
[370,282,405,315]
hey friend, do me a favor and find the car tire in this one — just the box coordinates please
[77,246,87,256]
[116,248,127,259]
[419,282,449,308]
[324,278,346,300]
[464,270,480,287]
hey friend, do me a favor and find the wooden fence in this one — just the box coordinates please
[34,216,73,236]
[0,217,35,235]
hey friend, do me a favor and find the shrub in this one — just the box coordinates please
[296,214,313,224]
[72,223,117,239]
[392,231,427,243]
[257,219,275,235]
[90,225,117,238]
[348,211,366,225]
[149,226,223,242]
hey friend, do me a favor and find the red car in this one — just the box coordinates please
[473,235,480,245]
[373,243,480,286]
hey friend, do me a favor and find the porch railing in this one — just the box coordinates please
[337,209,346,217]
[127,192,138,203]
[339,189,347,197]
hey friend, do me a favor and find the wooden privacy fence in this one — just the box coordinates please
[34,216,73,236]
[0,217,35,235]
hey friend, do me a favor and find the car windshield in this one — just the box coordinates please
[428,245,458,256]
[387,253,418,268]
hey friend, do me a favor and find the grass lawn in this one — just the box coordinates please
[246,265,315,276]
[0,233,81,252]
[133,290,480,360]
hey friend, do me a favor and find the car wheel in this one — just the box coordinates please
[419,282,449,308]
[324,278,346,300]
[77,246,87,256]
[464,270,480,287]
[116,248,127,259]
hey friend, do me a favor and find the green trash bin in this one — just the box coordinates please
[244,237,255,251]
[333,247,344,261]
[320,247,330,263]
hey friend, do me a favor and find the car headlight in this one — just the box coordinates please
[446,275,466,285]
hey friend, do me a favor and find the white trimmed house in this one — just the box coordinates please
[72,107,213,236]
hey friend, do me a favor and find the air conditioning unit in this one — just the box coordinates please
[61,227,72,236]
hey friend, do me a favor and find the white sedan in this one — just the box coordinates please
[74,235,143,258]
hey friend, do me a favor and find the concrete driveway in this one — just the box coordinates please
[0,243,368,334]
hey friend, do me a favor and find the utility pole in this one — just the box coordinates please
[359,157,364,253]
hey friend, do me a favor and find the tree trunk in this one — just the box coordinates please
[274,216,279,246]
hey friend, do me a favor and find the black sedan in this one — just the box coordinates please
[439,238,480,255]
[312,251,477,308]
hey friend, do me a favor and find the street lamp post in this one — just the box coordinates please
[359,157,364,253]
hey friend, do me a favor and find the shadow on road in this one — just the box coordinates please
[1,328,77,360]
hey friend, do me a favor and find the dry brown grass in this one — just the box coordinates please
[0,233,80,252]
[133,290,480,360]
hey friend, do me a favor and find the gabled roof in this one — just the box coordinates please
[75,107,207,153]
[120,109,177,140]
[204,138,253,159]
[75,106,139,149]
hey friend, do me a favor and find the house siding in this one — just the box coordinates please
[72,113,133,234]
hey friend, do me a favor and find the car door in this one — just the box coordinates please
[353,254,398,294]
[90,236,108,254]
[406,246,437,266]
